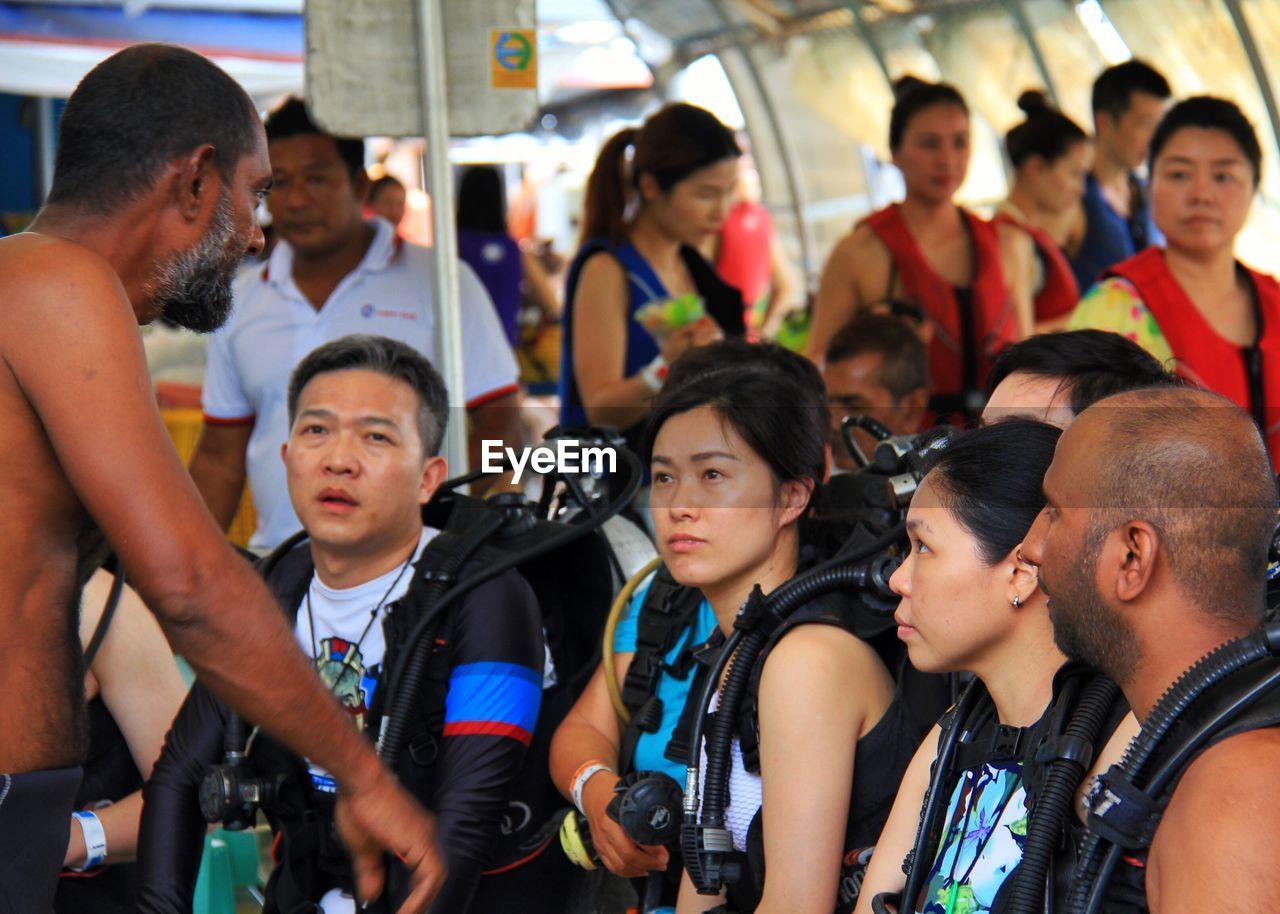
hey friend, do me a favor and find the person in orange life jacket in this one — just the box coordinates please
[558,103,747,460]
[635,344,914,914]
[1070,60,1171,293]
[822,311,928,472]
[137,335,545,914]
[1070,96,1280,470]
[1021,388,1280,913]
[853,420,1139,914]
[810,76,1018,422]
[995,90,1091,333]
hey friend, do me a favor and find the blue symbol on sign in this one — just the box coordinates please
[495,31,532,71]
[360,304,376,318]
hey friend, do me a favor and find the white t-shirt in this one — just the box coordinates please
[203,218,519,549]
[293,527,436,795]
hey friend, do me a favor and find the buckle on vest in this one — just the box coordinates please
[990,724,1025,760]
[1086,767,1165,851]
[1034,734,1093,769]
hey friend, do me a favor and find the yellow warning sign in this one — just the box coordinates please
[490,28,537,89]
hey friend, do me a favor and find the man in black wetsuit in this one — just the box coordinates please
[1023,386,1280,911]
[138,335,546,913]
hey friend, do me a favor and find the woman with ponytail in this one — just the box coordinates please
[558,104,746,456]
[810,77,1019,424]
[995,90,1091,331]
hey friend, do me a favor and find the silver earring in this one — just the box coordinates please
[1013,594,1022,609]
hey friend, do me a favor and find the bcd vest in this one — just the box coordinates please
[1106,247,1280,469]
[242,495,604,913]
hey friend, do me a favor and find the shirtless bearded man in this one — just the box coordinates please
[0,44,443,912]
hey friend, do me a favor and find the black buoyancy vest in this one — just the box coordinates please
[617,565,706,773]
[244,497,580,914]
[659,588,942,914]
[1085,655,1280,914]
[908,663,1129,914]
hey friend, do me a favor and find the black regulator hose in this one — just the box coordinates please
[1067,621,1280,914]
[684,552,902,894]
[896,680,989,914]
[382,446,644,768]
[1007,676,1121,914]
[378,508,507,768]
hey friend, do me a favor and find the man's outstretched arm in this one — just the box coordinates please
[7,239,444,912]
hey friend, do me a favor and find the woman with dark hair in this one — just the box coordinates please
[1070,96,1280,469]
[854,420,1135,914]
[557,104,746,455]
[552,341,920,914]
[995,90,1091,331]
[811,77,1018,422]
[455,165,560,347]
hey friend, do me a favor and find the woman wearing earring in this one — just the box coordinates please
[810,77,1019,422]
[854,420,1136,914]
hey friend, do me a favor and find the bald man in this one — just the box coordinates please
[1022,387,1280,912]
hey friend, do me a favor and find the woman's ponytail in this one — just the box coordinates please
[579,126,638,247]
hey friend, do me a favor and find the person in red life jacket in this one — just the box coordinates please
[995,91,1091,333]
[1071,96,1280,470]
[708,152,801,341]
[810,77,1018,423]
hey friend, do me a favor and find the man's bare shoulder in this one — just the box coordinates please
[1148,727,1280,910]
[0,233,131,319]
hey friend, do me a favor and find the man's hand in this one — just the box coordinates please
[582,773,668,878]
[334,768,447,913]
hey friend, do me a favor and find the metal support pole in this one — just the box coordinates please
[1223,0,1280,165]
[842,0,894,89]
[34,97,55,205]
[414,0,468,477]
[1001,0,1059,107]
[708,0,817,278]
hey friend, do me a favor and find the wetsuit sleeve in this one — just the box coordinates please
[136,681,230,914]
[423,570,544,914]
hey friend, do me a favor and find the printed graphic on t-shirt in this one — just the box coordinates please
[916,762,1027,914]
[315,635,381,733]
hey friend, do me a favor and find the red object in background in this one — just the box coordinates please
[716,200,773,308]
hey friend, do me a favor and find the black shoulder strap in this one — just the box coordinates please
[618,567,704,773]
[83,557,125,667]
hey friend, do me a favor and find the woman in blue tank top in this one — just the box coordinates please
[558,103,746,457]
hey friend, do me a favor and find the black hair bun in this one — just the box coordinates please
[1017,89,1053,117]
[892,75,930,102]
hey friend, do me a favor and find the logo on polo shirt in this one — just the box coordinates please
[359,303,418,321]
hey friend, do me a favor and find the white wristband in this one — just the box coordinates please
[571,763,614,816]
[70,810,107,872]
[639,355,668,394]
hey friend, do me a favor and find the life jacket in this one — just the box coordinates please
[1072,172,1156,294]
[991,210,1079,323]
[241,494,616,913]
[861,204,1017,420]
[899,663,1129,914]
[1105,247,1280,469]
[1077,654,1280,914]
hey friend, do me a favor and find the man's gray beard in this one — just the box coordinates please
[148,191,243,333]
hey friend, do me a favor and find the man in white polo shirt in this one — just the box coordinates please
[191,97,522,551]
